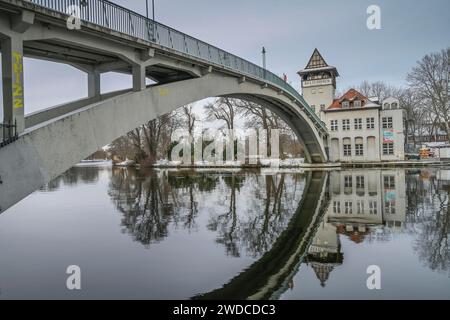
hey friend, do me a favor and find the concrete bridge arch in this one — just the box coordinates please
[0,0,329,213]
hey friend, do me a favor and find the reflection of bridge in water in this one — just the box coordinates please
[195,171,329,300]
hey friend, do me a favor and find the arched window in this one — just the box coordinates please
[391,102,398,109]
[384,103,390,110]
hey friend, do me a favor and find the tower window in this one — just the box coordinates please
[384,176,395,189]
[382,117,393,129]
[383,143,394,155]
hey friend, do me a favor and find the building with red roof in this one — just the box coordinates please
[299,49,405,162]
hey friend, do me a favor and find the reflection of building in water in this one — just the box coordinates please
[307,217,343,287]
[327,170,406,239]
[306,170,407,286]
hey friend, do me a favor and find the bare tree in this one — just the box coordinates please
[205,97,240,130]
[178,104,197,137]
[407,48,450,142]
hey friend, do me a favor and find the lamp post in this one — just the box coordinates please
[262,47,266,69]
[146,0,156,41]
[146,0,155,20]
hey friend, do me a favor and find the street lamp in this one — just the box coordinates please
[145,0,156,41]
[262,47,266,70]
[146,0,155,20]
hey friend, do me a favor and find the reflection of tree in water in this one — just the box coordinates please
[109,168,172,246]
[108,168,305,256]
[41,167,100,192]
[208,173,305,258]
[406,170,450,275]
[108,169,219,247]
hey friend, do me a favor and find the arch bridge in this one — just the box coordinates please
[0,0,328,213]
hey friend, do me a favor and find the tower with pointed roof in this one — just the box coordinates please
[298,49,339,119]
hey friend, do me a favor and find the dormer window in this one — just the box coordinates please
[342,101,349,108]
[391,102,398,109]
[384,103,390,110]
[354,100,361,108]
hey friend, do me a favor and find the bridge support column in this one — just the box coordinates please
[87,69,101,98]
[1,36,25,135]
[132,64,146,91]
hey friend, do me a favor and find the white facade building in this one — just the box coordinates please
[299,49,405,162]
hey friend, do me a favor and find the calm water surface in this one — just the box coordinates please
[0,166,449,299]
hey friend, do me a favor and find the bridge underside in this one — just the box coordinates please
[0,72,328,213]
[0,1,328,213]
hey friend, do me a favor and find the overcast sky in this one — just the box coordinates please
[1,0,449,118]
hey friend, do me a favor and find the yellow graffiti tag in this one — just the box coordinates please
[158,88,169,97]
[12,52,23,109]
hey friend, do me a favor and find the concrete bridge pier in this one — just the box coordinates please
[1,10,34,136]
[1,34,25,135]
[87,68,101,99]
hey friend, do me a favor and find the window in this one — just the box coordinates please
[342,101,349,108]
[355,143,364,156]
[356,176,365,189]
[385,200,396,214]
[330,120,338,131]
[354,118,362,130]
[354,100,361,108]
[369,201,378,215]
[333,201,341,214]
[383,143,394,155]
[319,88,324,93]
[342,119,350,130]
[391,102,398,109]
[382,117,393,129]
[384,176,395,189]
[366,117,375,129]
[344,176,353,188]
[356,200,364,214]
[343,144,352,156]
[344,201,353,214]
[384,103,390,110]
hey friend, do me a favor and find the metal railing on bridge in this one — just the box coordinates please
[24,0,326,132]
[0,120,18,148]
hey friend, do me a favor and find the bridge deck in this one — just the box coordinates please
[0,0,327,134]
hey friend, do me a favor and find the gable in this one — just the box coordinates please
[305,49,329,69]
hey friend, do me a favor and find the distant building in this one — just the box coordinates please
[299,49,405,162]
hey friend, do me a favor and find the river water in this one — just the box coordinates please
[0,166,449,299]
